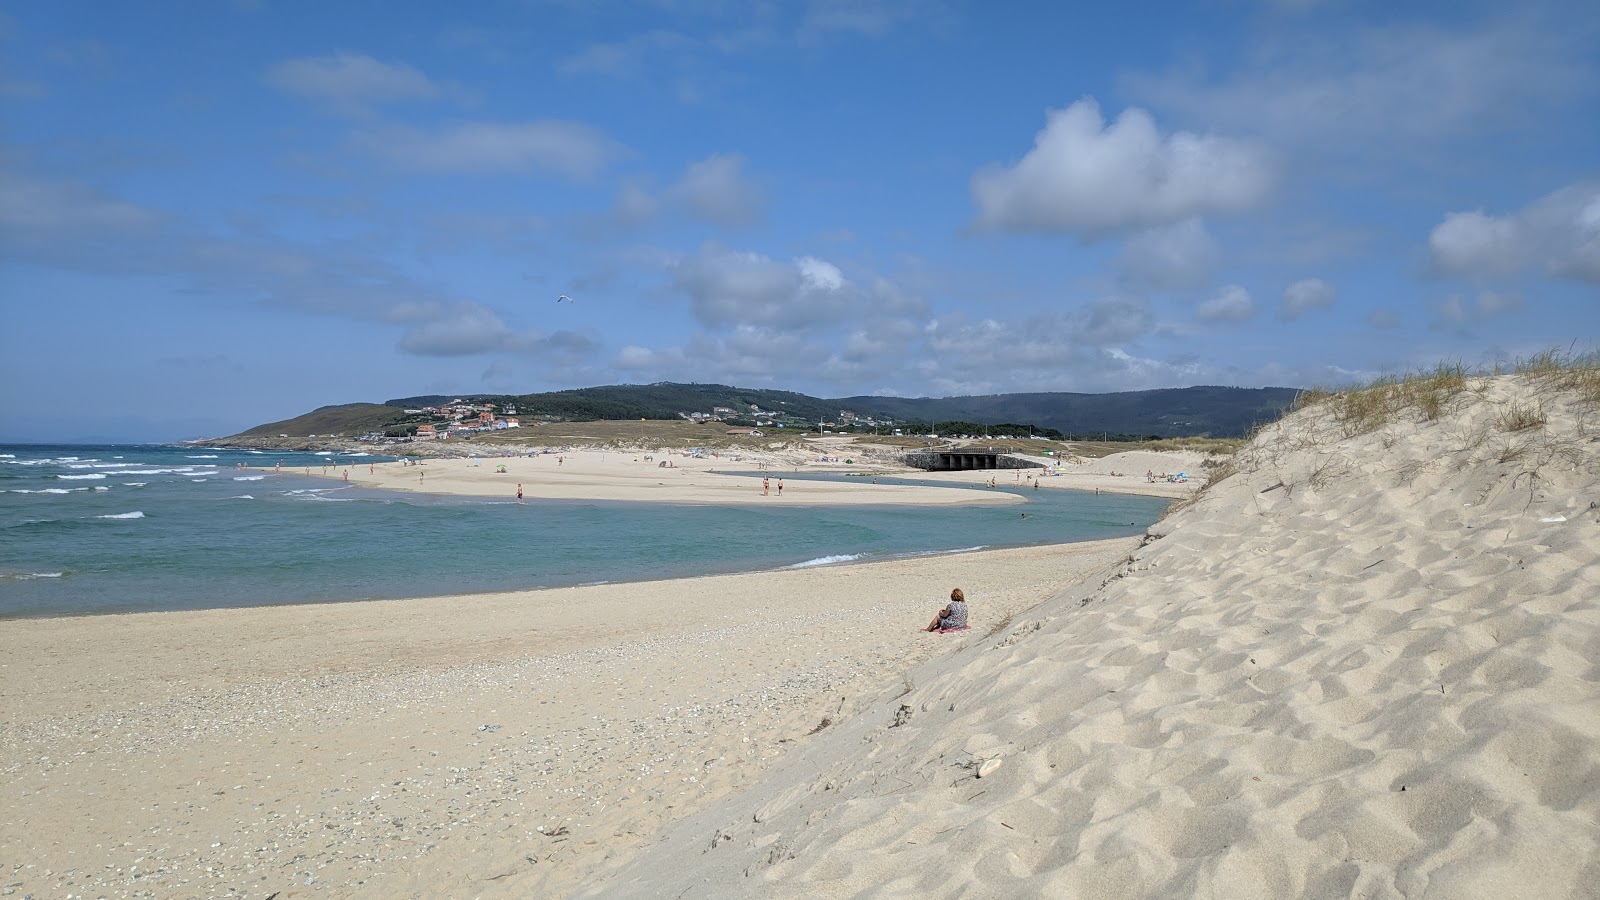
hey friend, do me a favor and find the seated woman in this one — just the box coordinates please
[926,588,969,632]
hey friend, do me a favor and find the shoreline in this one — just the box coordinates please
[286,445,1204,504]
[0,538,1137,899]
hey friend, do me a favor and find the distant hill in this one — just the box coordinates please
[216,383,1297,440]
[838,386,1299,439]
[235,403,410,438]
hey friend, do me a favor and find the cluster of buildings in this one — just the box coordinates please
[376,401,522,442]
[678,403,901,433]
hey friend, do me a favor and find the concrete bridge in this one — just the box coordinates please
[901,449,1046,472]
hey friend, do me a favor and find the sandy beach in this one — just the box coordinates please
[295,440,1203,505]
[308,445,1030,507]
[5,372,1595,899]
[0,541,1135,899]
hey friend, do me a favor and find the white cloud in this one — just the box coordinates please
[669,243,918,330]
[970,98,1275,239]
[1428,180,1600,283]
[559,30,696,77]
[0,173,162,232]
[1197,285,1255,323]
[266,53,446,115]
[1125,17,1595,149]
[800,0,953,40]
[670,153,764,226]
[1118,218,1219,289]
[355,121,625,180]
[593,154,764,231]
[1279,277,1336,320]
[1429,211,1526,275]
[1433,290,1525,328]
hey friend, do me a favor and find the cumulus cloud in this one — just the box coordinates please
[970,98,1275,239]
[0,167,599,369]
[1125,18,1595,150]
[1118,218,1219,289]
[1433,290,1524,328]
[1429,180,1600,283]
[266,53,447,115]
[1197,285,1255,323]
[1429,211,1527,275]
[598,154,765,230]
[0,173,162,234]
[670,153,764,226]
[355,121,626,180]
[1279,277,1336,320]
[668,243,918,330]
[395,301,600,358]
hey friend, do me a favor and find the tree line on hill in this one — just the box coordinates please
[233,382,1300,440]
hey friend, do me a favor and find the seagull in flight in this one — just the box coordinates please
[557,294,574,303]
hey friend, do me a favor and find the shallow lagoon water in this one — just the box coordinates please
[1,444,1168,617]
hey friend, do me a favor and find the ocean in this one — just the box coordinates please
[0,443,1170,618]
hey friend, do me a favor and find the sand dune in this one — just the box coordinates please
[6,374,1593,899]
[592,374,1600,898]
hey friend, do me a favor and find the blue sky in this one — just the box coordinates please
[1,0,1596,442]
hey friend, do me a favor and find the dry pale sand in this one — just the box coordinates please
[0,536,1135,899]
[919,449,1210,501]
[592,374,1600,899]
[306,447,1025,507]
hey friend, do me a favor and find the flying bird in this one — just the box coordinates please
[557,294,574,303]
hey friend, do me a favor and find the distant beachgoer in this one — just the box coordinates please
[926,588,969,632]
[763,477,770,496]
[777,479,783,495]
[517,483,523,502]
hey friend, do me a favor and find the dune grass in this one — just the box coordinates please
[1179,347,1599,507]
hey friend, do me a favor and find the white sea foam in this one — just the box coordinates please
[94,486,110,491]
[57,473,106,480]
[0,453,13,458]
[0,571,64,580]
[785,553,869,569]
[122,482,147,487]
[227,494,255,500]
[233,475,265,481]
[315,451,334,456]
[191,478,208,482]
[186,455,220,459]
[97,511,145,519]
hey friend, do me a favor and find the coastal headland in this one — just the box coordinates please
[4,372,1595,898]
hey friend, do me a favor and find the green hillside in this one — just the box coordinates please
[230,383,1300,440]
[236,403,410,438]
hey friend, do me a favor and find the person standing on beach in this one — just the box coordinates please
[763,477,770,495]
[516,483,523,503]
[777,478,783,495]
[926,588,968,632]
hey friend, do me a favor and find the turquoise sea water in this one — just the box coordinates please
[0,444,1169,618]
